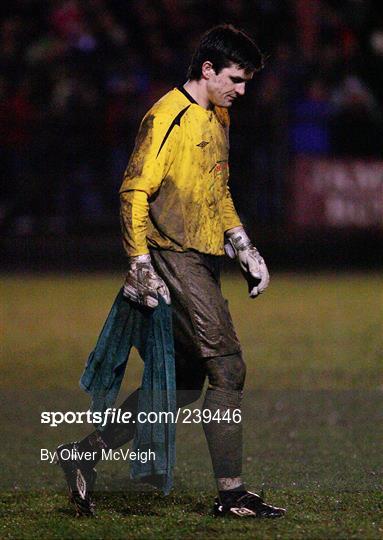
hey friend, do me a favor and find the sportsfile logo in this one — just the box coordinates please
[41,409,134,428]
[41,408,241,427]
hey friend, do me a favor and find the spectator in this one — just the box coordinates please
[0,0,382,235]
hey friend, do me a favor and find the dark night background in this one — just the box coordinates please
[1,0,382,270]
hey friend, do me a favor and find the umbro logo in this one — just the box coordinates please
[197,140,209,148]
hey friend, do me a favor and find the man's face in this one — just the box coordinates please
[205,63,254,108]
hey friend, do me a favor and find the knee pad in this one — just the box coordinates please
[205,353,246,392]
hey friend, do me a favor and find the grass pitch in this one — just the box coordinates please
[1,272,382,539]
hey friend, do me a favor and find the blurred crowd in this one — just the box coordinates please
[1,0,383,235]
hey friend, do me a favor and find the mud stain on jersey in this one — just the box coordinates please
[149,175,186,247]
[125,114,154,179]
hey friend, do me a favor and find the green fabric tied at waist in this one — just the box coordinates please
[80,289,176,495]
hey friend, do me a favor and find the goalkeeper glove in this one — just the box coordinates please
[123,254,171,308]
[225,227,270,297]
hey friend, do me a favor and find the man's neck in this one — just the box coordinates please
[183,80,212,110]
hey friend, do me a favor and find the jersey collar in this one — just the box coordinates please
[177,85,198,105]
[176,86,219,122]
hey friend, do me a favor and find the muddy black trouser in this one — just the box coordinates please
[81,250,246,478]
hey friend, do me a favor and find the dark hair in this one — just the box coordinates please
[187,24,264,80]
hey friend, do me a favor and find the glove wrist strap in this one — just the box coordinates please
[129,253,151,269]
[226,227,252,252]
[130,254,151,263]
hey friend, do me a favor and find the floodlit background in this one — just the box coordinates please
[1,0,383,266]
[1,2,382,539]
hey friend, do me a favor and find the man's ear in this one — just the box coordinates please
[201,61,215,80]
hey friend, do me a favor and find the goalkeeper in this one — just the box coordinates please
[57,24,285,519]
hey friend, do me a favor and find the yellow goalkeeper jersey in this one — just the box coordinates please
[119,86,241,256]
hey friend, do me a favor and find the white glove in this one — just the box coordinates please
[225,227,270,297]
[123,254,171,308]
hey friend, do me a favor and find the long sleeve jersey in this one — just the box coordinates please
[119,86,241,256]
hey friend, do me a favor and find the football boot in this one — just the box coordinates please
[213,490,286,518]
[56,442,97,517]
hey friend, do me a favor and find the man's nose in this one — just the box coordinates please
[235,83,246,96]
